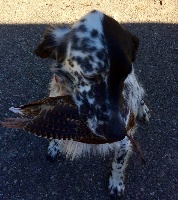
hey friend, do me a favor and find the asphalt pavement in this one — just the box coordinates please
[0,3,178,200]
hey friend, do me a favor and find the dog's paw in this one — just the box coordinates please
[109,176,124,199]
[137,100,151,122]
[47,139,62,161]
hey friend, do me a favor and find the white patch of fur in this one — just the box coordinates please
[78,85,91,93]
[87,96,95,104]
[72,11,105,57]
[50,139,119,160]
[109,137,131,196]
[75,31,103,52]
[87,116,98,134]
[49,75,61,97]
[123,66,145,117]
[70,50,87,60]
[74,11,104,33]
[72,96,83,111]
[52,26,70,44]
[48,134,134,161]
[64,43,83,76]
[48,139,62,158]
[75,30,89,38]
[138,103,151,122]
[50,62,62,73]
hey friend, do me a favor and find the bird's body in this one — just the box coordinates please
[0,73,139,159]
[3,95,119,144]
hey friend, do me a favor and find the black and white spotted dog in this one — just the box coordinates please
[34,10,150,198]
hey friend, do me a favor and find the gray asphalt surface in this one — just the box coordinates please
[0,22,178,200]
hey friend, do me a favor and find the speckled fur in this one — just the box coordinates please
[34,10,151,198]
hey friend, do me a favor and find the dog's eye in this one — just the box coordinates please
[81,72,101,82]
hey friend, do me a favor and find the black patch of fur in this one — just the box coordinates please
[100,34,106,46]
[87,90,95,99]
[74,71,79,77]
[91,29,99,38]
[34,29,56,58]
[71,34,80,50]
[96,49,105,61]
[91,10,97,13]
[80,81,86,87]
[75,93,83,103]
[80,19,86,23]
[88,55,94,62]
[80,38,91,52]
[68,59,74,67]
[102,14,137,140]
[75,56,83,65]
[88,46,97,52]
[116,153,127,163]
[103,14,133,101]
[97,62,103,69]
[55,41,67,62]
[34,26,69,61]
[82,57,93,72]
[80,38,97,53]
[77,24,87,32]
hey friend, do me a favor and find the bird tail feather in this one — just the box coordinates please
[0,118,29,129]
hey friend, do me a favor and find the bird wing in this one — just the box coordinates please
[1,96,111,144]
[8,95,75,117]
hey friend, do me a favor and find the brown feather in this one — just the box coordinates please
[12,95,75,117]
[1,96,137,145]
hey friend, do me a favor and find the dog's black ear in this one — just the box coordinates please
[34,26,70,61]
[34,28,56,59]
[103,15,133,80]
[131,34,139,62]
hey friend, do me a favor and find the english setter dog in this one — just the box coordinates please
[3,10,151,198]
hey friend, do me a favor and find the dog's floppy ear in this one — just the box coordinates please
[34,28,56,59]
[103,15,133,80]
[34,26,70,61]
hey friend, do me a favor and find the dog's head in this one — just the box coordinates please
[34,10,139,141]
